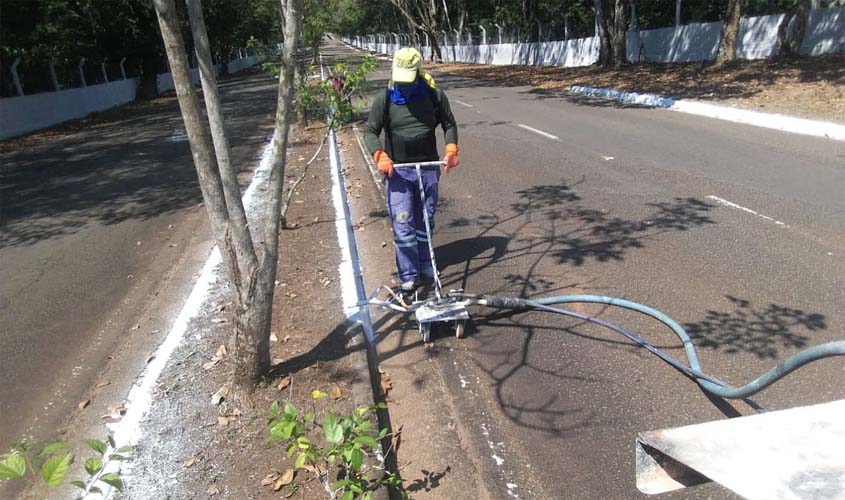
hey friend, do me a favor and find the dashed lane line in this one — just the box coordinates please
[517,123,559,141]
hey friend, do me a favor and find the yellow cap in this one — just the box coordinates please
[391,48,421,84]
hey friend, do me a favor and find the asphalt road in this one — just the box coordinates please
[0,70,277,460]
[331,41,845,499]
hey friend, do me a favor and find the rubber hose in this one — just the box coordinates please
[460,293,844,401]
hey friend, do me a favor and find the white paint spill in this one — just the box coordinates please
[517,123,560,140]
[92,138,276,499]
[706,195,789,228]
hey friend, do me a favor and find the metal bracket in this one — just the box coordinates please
[635,399,845,499]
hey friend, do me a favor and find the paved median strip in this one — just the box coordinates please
[517,123,560,140]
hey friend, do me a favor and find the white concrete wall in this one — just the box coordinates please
[0,54,268,139]
[349,6,844,65]
[0,78,138,139]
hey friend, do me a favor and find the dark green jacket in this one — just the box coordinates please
[363,86,458,163]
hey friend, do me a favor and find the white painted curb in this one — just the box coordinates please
[570,85,845,142]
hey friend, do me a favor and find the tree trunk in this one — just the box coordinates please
[153,0,303,386]
[716,0,744,64]
[611,0,628,66]
[186,0,258,285]
[777,0,810,56]
[152,0,241,286]
[234,0,302,385]
[426,28,444,61]
[595,0,611,66]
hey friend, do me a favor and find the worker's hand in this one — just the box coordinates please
[374,150,394,177]
[444,143,460,174]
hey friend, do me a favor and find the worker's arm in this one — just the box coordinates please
[363,91,386,156]
[436,89,458,146]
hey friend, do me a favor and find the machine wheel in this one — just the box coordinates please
[455,320,465,339]
[419,322,431,343]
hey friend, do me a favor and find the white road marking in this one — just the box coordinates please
[706,195,789,228]
[454,99,474,108]
[517,123,559,140]
[96,137,277,499]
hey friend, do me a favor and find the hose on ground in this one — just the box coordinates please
[455,293,844,408]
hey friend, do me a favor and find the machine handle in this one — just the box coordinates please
[393,161,445,168]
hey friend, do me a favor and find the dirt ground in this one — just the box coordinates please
[120,124,384,499]
[427,54,845,123]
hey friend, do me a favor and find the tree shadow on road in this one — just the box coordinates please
[683,295,826,360]
[0,72,279,248]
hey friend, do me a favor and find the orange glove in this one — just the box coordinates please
[374,150,393,177]
[444,143,460,174]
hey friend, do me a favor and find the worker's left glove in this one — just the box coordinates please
[443,143,460,174]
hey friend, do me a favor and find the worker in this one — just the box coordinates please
[364,47,460,292]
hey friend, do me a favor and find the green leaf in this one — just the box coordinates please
[270,400,280,417]
[116,446,133,454]
[304,412,315,423]
[286,443,296,458]
[40,453,72,487]
[350,448,364,471]
[84,458,103,476]
[296,436,311,449]
[363,493,372,500]
[342,490,354,500]
[284,401,297,417]
[107,435,116,448]
[38,442,70,457]
[294,452,306,469]
[70,480,86,490]
[353,436,378,449]
[89,486,102,494]
[99,472,124,492]
[84,439,107,455]
[0,454,26,479]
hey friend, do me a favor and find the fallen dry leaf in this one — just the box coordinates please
[202,358,220,370]
[215,344,227,357]
[261,472,279,486]
[277,376,291,391]
[211,384,230,405]
[279,468,294,486]
[183,456,198,468]
[95,380,111,389]
[377,365,386,374]
[270,332,279,342]
[217,416,230,427]
[78,400,90,410]
[211,318,228,324]
[207,483,219,495]
[281,335,291,344]
[330,385,342,400]
[380,379,393,395]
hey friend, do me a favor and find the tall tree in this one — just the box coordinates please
[777,0,811,56]
[386,0,446,61]
[595,0,628,66]
[152,0,303,385]
[716,0,745,63]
